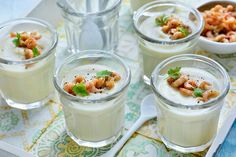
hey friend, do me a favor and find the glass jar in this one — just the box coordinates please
[130,0,155,12]
[57,0,121,53]
[133,1,204,85]
[54,50,131,147]
[151,54,230,153]
[0,18,58,110]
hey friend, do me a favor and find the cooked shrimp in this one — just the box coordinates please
[206,31,214,38]
[74,75,85,83]
[63,82,75,95]
[160,17,191,39]
[10,32,16,38]
[112,72,121,81]
[162,25,171,33]
[19,40,26,47]
[86,82,98,93]
[179,88,193,96]
[24,48,33,59]
[213,34,226,42]
[107,76,115,81]
[229,34,236,42]
[202,90,220,102]
[201,4,236,43]
[199,81,212,90]
[30,32,41,40]
[20,32,30,41]
[171,75,188,88]
[184,80,198,90]
[197,97,205,102]
[106,80,115,90]
[94,77,105,88]
[167,77,175,85]
[172,32,185,40]
[25,37,37,49]
[227,5,234,12]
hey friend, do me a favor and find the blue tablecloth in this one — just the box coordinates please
[216,120,236,157]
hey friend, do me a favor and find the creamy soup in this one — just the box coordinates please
[61,64,126,142]
[155,67,222,147]
[0,31,55,105]
[138,14,197,82]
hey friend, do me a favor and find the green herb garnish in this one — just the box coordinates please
[12,33,21,47]
[168,67,181,79]
[72,83,89,96]
[155,15,169,26]
[177,26,190,37]
[96,70,112,77]
[32,47,39,57]
[193,88,203,97]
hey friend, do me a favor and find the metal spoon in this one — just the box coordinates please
[102,94,157,157]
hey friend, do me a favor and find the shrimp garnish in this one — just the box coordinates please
[93,77,105,89]
[112,72,121,81]
[63,82,75,95]
[167,77,175,85]
[202,90,220,102]
[199,81,212,90]
[24,48,34,59]
[30,32,41,40]
[86,82,98,93]
[74,75,85,83]
[179,88,193,96]
[106,80,115,90]
[184,80,197,90]
[25,37,37,49]
[171,75,188,88]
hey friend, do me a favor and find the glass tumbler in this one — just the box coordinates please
[133,1,204,85]
[151,54,230,153]
[57,0,121,53]
[54,50,131,147]
[130,0,155,12]
[0,18,58,110]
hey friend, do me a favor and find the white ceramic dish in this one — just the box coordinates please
[198,0,236,54]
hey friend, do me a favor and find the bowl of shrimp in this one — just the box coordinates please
[198,0,236,54]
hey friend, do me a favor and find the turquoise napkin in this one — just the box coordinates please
[215,120,236,157]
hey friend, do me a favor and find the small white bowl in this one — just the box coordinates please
[198,37,236,54]
[197,0,236,54]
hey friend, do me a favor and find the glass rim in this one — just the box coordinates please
[57,0,122,17]
[0,18,58,65]
[53,50,131,103]
[150,54,230,110]
[133,0,204,45]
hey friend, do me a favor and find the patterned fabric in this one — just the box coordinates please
[0,0,235,157]
[215,120,236,157]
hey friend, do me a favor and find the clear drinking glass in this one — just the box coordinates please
[54,50,131,147]
[57,0,121,53]
[130,0,155,12]
[151,54,230,153]
[0,18,58,110]
[133,1,204,85]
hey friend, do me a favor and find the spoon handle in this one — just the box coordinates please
[103,117,147,157]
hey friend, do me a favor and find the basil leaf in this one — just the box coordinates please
[167,67,181,79]
[96,70,112,77]
[193,88,203,97]
[32,47,39,57]
[12,33,21,47]
[155,15,169,26]
[72,83,89,96]
[177,27,190,37]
